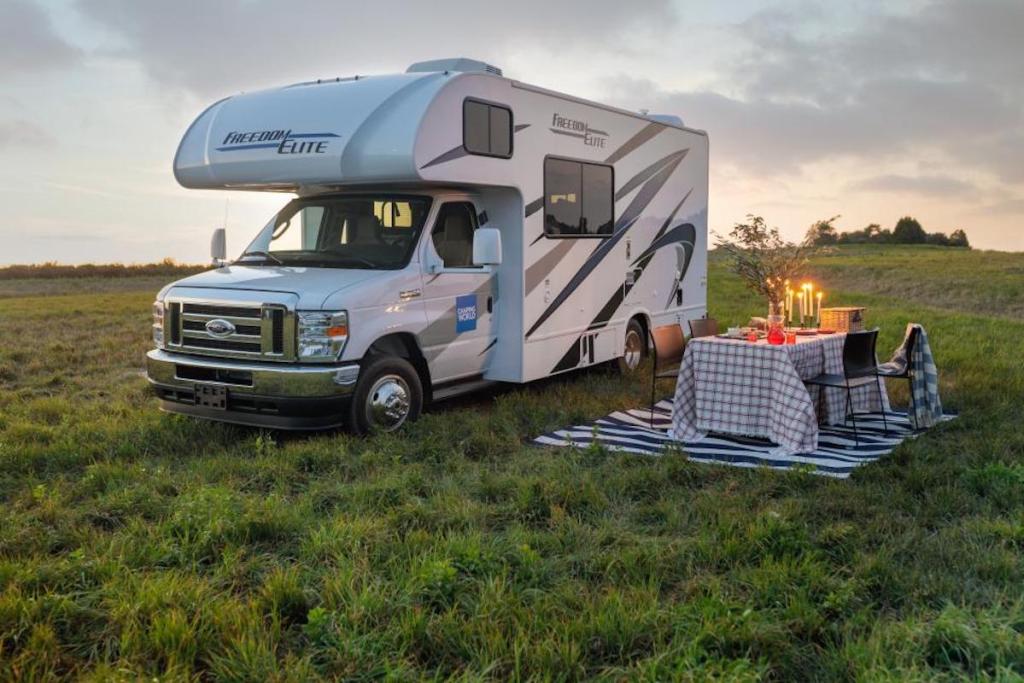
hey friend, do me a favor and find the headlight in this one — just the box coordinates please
[297,311,348,360]
[152,301,164,348]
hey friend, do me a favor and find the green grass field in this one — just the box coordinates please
[1,246,1022,680]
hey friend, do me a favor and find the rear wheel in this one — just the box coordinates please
[346,355,423,434]
[617,319,647,374]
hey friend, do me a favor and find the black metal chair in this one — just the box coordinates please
[650,323,686,428]
[804,329,888,444]
[689,317,719,339]
[877,325,921,430]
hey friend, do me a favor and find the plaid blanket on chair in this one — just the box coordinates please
[879,324,943,429]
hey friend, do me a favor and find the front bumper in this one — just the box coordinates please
[146,349,359,430]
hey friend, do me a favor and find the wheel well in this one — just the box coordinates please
[629,313,651,349]
[365,333,431,399]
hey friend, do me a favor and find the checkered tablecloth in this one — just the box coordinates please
[670,333,890,454]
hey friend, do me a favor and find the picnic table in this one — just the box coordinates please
[670,333,890,454]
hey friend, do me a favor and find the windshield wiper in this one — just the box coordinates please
[237,250,284,265]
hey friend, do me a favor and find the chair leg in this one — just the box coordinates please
[907,376,918,431]
[650,357,657,430]
[845,387,859,446]
[875,376,889,436]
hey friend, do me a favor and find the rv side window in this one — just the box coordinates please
[431,202,480,268]
[544,158,614,237]
[463,99,513,158]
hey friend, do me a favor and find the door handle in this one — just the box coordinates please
[487,296,493,314]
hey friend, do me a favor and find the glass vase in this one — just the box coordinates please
[767,300,785,345]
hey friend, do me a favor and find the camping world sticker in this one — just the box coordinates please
[455,294,477,333]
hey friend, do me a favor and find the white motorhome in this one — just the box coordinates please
[147,58,709,432]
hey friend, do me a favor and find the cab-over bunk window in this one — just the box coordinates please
[544,157,614,237]
[463,99,513,158]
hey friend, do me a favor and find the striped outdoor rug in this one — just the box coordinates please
[534,399,953,478]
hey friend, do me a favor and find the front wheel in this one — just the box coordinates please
[346,355,423,434]
[617,319,647,374]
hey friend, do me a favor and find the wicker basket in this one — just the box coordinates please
[820,307,866,332]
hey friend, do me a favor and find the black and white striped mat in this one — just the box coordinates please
[534,399,952,478]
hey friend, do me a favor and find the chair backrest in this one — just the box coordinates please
[651,323,686,364]
[904,324,920,360]
[689,317,719,338]
[843,329,879,378]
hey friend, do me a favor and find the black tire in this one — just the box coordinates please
[346,355,423,435]
[617,319,647,374]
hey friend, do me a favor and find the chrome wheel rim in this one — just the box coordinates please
[623,329,644,371]
[366,374,411,431]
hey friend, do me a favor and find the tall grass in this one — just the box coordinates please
[0,246,1021,679]
[0,258,207,280]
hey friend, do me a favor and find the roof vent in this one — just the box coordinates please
[406,58,502,76]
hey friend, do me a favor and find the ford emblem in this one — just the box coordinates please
[205,318,236,337]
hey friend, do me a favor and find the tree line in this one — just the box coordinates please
[806,216,969,248]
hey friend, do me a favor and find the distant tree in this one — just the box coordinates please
[926,232,951,246]
[893,216,927,244]
[838,223,882,244]
[949,229,970,248]
[805,215,841,245]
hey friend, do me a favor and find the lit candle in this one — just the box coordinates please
[816,292,823,326]
[797,292,805,323]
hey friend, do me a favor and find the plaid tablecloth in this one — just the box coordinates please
[670,333,890,454]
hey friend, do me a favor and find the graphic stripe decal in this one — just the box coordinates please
[478,338,498,355]
[525,197,544,217]
[525,149,688,339]
[615,149,687,201]
[525,239,577,295]
[549,192,694,373]
[604,122,665,165]
[421,123,531,170]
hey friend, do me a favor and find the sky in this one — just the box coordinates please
[1,0,1022,264]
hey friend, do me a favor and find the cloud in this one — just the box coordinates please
[0,0,83,75]
[0,119,55,149]
[848,174,976,197]
[605,0,1022,186]
[76,0,677,98]
[980,198,1024,216]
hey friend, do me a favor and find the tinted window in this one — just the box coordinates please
[544,158,614,237]
[544,158,581,236]
[431,202,479,268]
[582,163,613,235]
[464,101,490,155]
[463,99,512,158]
[489,106,512,157]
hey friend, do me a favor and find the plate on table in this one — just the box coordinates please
[818,328,836,334]
[795,329,818,336]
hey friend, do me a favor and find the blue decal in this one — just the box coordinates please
[455,294,477,333]
[216,129,340,154]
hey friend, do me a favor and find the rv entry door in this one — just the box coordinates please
[420,201,496,384]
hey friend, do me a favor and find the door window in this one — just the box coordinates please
[431,202,479,268]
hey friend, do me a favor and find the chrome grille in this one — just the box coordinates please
[166,299,295,361]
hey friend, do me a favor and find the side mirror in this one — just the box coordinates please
[472,228,502,266]
[210,228,227,266]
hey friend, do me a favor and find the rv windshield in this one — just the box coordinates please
[239,195,433,269]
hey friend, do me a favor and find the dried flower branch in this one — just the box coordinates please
[715,215,816,304]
